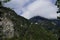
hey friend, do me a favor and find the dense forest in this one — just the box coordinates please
[0,0,60,40]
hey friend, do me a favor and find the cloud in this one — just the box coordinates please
[21,0,58,19]
[4,0,35,15]
[4,0,58,19]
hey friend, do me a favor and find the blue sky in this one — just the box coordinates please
[4,0,58,19]
[51,0,56,4]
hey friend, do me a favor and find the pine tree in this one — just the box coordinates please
[56,0,60,19]
[0,0,10,7]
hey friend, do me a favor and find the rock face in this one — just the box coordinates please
[2,18,14,38]
[0,7,14,38]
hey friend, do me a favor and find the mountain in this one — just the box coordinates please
[29,16,60,39]
[0,7,58,40]
[30,16,47,22]
[29,16,60,25]
[29,16,50,23]
[30,16,60,26]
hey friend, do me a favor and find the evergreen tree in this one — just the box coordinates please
[0,0,10,7]
[56,0,60,19]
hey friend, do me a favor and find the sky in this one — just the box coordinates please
[3,0,58,19]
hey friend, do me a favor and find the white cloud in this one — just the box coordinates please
[21,0,58,19]
[4,0,58,19]
[4,0,35,15]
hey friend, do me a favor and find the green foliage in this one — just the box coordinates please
[56,0,60,19]
[23,24,57,40]
[4,0,10,3]
[56,0,60,8]
[0,0,10,3]
[0,0,10,7]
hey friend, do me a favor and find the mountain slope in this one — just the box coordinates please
[0,7,57,40]
[0,7,30,39]
[30,16,60,27]
[29,16,60,39]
